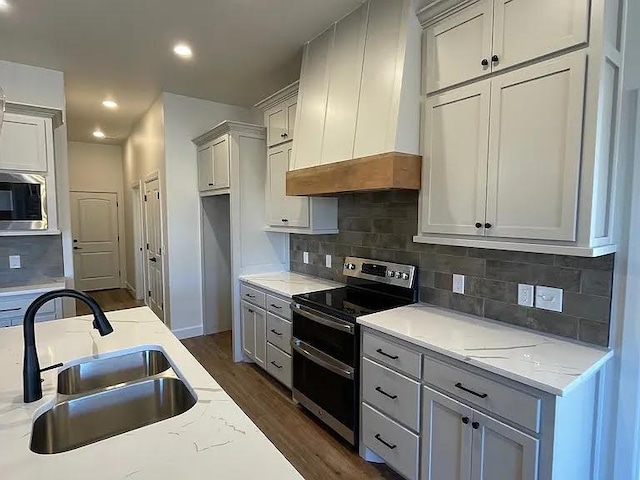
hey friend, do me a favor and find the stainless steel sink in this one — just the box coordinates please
[31,377,196,454]
[57,349,171,395]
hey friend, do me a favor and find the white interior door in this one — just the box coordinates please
[144,178,164,320]
[71,192,120,291]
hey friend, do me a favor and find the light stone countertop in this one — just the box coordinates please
[239,271,343,298]
[358,303,612,396]
[0,278,66,298]
[0,307,302,479]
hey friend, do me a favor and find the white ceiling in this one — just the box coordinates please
[0,0,364,144]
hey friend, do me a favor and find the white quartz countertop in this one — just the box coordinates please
[0,279,66,298]
[0,307,302,479]
[239,271,343,298]
[358,303,612,396]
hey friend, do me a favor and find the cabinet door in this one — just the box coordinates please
[422,387,473,480]
[322,3,368,165]
[0,113,49,172]
[265,105,288,147]
[267,144,309,228]
[485,52,586,241]
[492,0,589,73]
[291,26,334,170]
[241,301,255,359]
[212,135,230,189]
[286,97,297,140]
[421,81,490,236]
[424,0,493,94]
[198,146,214,191]
[254,307,267,369]
[471,410,539,480]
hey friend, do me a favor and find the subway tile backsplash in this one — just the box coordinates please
[290,191,613,347]
[0,236,64,287]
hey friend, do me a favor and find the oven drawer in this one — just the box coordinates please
[362,358,420,431]
[267,313,291,354]
[362,403,419,480]
[267,294,291,320]
[267,343,292,389]
[241,284,265,308]
[423,356,541,433]
[363,331,421,379]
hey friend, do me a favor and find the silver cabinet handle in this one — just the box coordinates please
[291,304,354,335]
[291,338,353,379]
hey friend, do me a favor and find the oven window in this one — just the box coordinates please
[292,311,355,366]
[293,350,355,430]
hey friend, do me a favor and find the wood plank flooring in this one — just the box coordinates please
[76,288,145,315]
[182,332,403,480]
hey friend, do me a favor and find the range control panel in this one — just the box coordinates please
[342,257,416,289]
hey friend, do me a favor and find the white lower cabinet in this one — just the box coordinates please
[266,342,292,389]
[0,293,61,327]
[240,300,266,368]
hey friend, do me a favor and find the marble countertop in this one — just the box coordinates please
[0,307,302,479]
[0,278,66,298]
[358,303,612,396]
[239,271,343,298]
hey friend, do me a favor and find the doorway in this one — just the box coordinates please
[143,175,165,321]
[70,191,121,291]
[132,183,145,301]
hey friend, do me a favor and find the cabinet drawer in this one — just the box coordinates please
[267,343,292,389]
[362,358,420,431]
[423,356,541,433]
[362,403,419,480]
[363,331,421,379]
[0,294,55,320]
[240,284,265,308]
[266,294,291,320]
[267,313,292,354]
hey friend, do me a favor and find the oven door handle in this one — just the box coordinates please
[291,304,354,335]
[291,339,354,380]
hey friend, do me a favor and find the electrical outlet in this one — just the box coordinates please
[452,274,465,294]
[535,286,563,312]
[518,284,534,307]
[9,255,21,269]
[303,252,309,264]
[325,254,332,268]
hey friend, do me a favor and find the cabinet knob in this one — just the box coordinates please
[461,417,470,425]
[472,422,480,430]
[281,218,289,223]
[491,55,499,64]
[208,183,214,186]
[280,133,288,138]
[481,58,489,67]
[475,222,483,228]
[484,223,492,229]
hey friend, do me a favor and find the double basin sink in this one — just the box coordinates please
[31,349,196,454]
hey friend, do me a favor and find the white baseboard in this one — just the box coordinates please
[172,325,204,340]
[125,282,143,300]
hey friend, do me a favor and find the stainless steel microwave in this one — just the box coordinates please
[0,173,47,231]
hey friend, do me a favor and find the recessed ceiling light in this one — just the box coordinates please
[102,99,118,109]
[93,130,106,139]
[0,0,11,11]
[173,43,193,59]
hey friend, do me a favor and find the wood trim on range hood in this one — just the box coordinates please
[286,152,422,196]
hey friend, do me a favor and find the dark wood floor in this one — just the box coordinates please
[76,288,145,315]
[182,331,403,480]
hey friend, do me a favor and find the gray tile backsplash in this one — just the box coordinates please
[290,191,613,347]
[0,236,64,287]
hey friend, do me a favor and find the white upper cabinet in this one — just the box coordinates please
[491,0,589,73]
[321,5,368,165]
[0,113,49,172]
[197,145,214,191]
[424,0,493,94]
[485,53,586,241]
[197,135,230,194]
[267,143,309,228]
[265,96,297,148]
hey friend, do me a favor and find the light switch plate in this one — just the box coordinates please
[535,286,563,312]
[303,252,309,264]
[452,274,465,294]
[9,255,21,269]
[518,284,534,307]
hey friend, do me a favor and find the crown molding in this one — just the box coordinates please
[417,0,479,27]
[254,81,299,111]
[5,102,64,128]
[192,120,265,146]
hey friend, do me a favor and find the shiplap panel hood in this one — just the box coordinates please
[286,0,422,196]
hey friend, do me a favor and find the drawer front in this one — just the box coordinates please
[267,313,292,354]
[363,331,421,379]
[362,403,419,480]
[0,294,56,320]
[240,284,266,308]
[423,356,541,433]
[267,294,291,320]
[362,358,421,431]
[267,342,292,389]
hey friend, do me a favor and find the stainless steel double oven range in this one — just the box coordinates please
[290,257,418,447]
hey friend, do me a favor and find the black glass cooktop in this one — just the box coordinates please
[293,287,415,321]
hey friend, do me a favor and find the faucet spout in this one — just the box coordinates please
[23,289,113,403]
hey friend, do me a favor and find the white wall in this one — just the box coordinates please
[69,141,127,287]
[161,92,261,338]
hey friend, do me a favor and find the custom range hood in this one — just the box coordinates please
[286,0,422,196]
